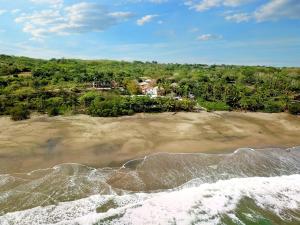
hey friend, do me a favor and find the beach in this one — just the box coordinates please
[0,112,300,173]
[1,112,300,224]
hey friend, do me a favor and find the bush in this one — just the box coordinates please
[79,91,101,107]
[239,96,263,111]
[88,96,195,117]
[89,97,132,117]
[176,99,196,111]
[288,102,300,115]
[263,101,285,113]
[0,95,9,115]
[10,104,30,121]
[46,97,64,107]
[47,107,60,116]
[198,99,230,111]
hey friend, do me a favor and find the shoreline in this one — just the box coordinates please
[0,111,300,173]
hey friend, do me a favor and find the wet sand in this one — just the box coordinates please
[0,112,300,173]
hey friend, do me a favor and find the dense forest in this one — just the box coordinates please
[0,54,299,120]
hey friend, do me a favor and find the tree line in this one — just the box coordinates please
[0,54,299,120]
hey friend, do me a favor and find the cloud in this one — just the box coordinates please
[254,0,300,22]
[137,14,158,26]
[0,9,7,15]
[126,0,168,3]
[30,0,63,3]
[30,0,64,7]
[224,0,300,23]
[148,0,168,3]
[189,27,200,33]
[15,2,133,40]
[225,12,251,22]
[185,0,249,12]
[197,34,223,41]
[11,9,21,14]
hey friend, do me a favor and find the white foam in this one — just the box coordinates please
[1,174,299,225]
[233,148,255,154]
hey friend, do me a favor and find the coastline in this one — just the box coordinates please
[0,111,300,173]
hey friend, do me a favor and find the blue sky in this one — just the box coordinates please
[0,0,299,66]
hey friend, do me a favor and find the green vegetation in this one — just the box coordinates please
[10,104,30,121]
[87,95,194,117]
[197,99,231,111]
[288,102,300,115]
[0,54,299,120]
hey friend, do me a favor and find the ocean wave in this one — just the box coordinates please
[0,147,300,224]
[0,174,299,225]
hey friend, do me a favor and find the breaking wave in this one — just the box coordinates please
[0,147,300,224]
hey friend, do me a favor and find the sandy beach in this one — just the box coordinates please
[0,112,300,173]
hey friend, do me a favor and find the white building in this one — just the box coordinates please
[146,86,159,98]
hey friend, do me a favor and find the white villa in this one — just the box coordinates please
[138,78,160,97]
[145,86,159,97]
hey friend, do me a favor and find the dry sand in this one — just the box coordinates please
[0,112,300,173]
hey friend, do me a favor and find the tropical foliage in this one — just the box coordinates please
[0,54,299,120]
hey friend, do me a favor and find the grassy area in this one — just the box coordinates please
[197,99,231,111]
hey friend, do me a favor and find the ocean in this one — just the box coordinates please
[0,147,299,225]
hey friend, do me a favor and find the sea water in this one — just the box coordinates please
[0,147,299,225]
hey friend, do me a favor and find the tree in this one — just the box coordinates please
[79,91,100,107]
[126,80,140,95]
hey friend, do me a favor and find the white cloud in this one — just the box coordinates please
[30,0,63,7]
[15,2,133,40]
[254,0,300,22]
[225,0,300,23]
[197,34,223,41]
[223,0,248,7]
[137,14,158,26]
[189,27,200,33]
[148,0,168,3]
[30,0,63,3]
[11,9,21,14]
[186,0,249,12]
[126,0,168,3]
[225,12,251,22]
[0,9,7,15]
[109,11,134,18]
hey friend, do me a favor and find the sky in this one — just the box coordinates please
[0,0,299,66]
